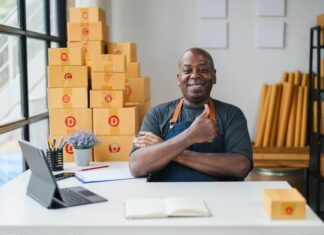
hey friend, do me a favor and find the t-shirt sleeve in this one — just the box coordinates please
[224,107,253,168]
[129,106,163,154]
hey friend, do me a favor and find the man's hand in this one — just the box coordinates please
[186,104,217,144]
[133,131,164,148]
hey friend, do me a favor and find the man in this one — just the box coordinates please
[129,48,252,182]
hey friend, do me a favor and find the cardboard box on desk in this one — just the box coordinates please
[317,14,324,45]
[94,135,134,161]
[68,22,108,42]
[69,7,105,23]
[126,62,140,79]
[93,107,139,135]
[92,54,126,73]
[90,90,124,108]
[91,72,126,90]
[48,66,88,88]
[125,100,150,124]
[68,41,106,57]
[49,108,92,136]
[107,42,137,62]
[263,188,306,220]
[48,48,84,66]
[125,77,150,102]
[48,88,88,109]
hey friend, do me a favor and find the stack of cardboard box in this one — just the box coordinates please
[47,7,151,163]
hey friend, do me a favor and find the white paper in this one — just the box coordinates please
[199,20,227,48]
[257,0,285,17]
[199,0,227,18]
[256,19,285,48]
[75,167,134,183]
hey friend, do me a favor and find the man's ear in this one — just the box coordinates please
[177,74,180,86]
[212,70,217,84]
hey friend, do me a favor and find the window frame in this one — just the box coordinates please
[0,0,67,170]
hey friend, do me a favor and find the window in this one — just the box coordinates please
[0,0,66,186]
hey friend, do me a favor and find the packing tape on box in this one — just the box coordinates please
[107,108,121,135]
[59,48,70,66]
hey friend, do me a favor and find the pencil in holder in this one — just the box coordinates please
[46,149,63,171]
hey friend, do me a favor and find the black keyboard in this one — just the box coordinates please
[60,188,91,206]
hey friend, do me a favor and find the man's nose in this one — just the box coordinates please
[190,69,199,79]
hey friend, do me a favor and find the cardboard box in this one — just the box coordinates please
[90,90,124,108]
[92,54,126,73]
[125,100,150,124]
[263,188,306,220]
[48,88,88,109]
[125,77,150,102]
[48,48,84,66]
[68,41,105,57]
[91,72,126,90]
[94,135,134,161]
[126,62,140,79]
[68,22,108,42]
[47,66,88,88]
[107,42,137,62]
[49,108,92,136]
[93,107,139,135]
[317,14,324,45]
[69,7,105,23]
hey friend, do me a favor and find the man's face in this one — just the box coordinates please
[177,49,216,105]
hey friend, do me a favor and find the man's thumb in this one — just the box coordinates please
[199,104,210,119]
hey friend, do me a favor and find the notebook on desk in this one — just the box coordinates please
[18,140,107,209]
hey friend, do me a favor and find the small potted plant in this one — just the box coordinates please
[66,130,99,167]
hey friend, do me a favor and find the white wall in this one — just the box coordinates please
[76,0,324,140]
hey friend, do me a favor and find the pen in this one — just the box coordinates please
[79,165,109,172]
[52,138,56,150]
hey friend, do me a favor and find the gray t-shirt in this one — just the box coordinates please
[131,98,253,164]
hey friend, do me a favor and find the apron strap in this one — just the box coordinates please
[170,98,217,126]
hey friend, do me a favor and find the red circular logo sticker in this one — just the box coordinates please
[65,144,74,154]
[60,53,68,61]
[82,11,88,19]
[104,95,112,103]
[62,95,71,103]
[81,46,87,53]
[65,116,76,127]
[108,115,120,127]
[64,73,72,80]
[108,143,120,153]
[125,85,132,96]
[285,207,293,215]
[82,27,89,35]
[114,49,122,55]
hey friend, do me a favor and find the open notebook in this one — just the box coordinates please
[125,197,211,219]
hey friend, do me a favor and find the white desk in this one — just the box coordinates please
[0,162,323,235]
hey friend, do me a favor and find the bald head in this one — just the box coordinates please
[178,48,215,71]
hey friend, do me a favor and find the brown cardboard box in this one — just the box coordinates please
[68,41,105,57]
[91,72,126,90]
[125,100,150,124]
[94,135,134,161]
[48,48,84,66]
[93,107,139,135]
[49,108,92,136]
[69,7,105,23]
[47,66,88,88]
[92,54,126,73]
[90,90,124,108]
[125,77,150,102]
[126,62,140,79]
[107,42,137,62]
[68,22,108,42]
[317,14,324,45]
[263,188,306,220]
[48,88,88,109]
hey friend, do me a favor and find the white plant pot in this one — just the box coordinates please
[74,148,92,167]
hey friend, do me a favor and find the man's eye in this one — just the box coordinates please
[183,70,191,74]
[199,68,208,73]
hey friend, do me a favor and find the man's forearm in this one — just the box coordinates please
[174,150,251,179]
[129,130,193,177]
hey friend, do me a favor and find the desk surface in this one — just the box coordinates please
[0,162,323,235]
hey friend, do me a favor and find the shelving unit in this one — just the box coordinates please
[307,25,324,219]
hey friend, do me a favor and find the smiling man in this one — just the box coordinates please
[129,48,252,182]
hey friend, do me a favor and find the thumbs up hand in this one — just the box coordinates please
[187,104,217,144]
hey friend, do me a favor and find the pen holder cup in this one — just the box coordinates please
[46,149,63,171]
